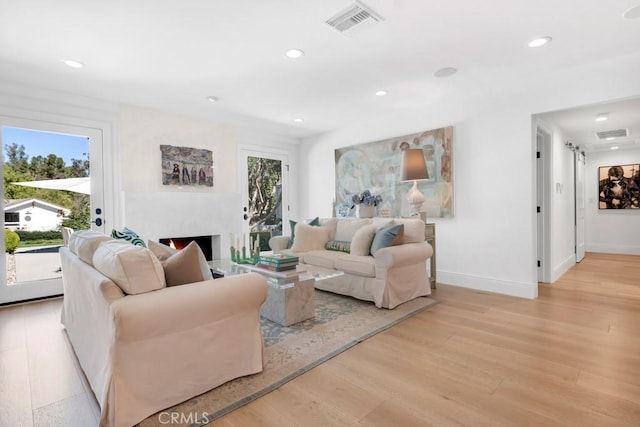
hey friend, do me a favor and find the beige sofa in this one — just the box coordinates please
[60,230,267,427]
[269,217,432,309]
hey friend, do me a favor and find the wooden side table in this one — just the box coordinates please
[424,223,436,289]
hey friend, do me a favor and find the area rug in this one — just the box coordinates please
[139,290,437,426]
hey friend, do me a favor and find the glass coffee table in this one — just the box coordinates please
[209,259,343,326]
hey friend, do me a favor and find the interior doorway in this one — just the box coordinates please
[0,119,104,304]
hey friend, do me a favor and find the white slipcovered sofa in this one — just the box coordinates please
[60,230,267,427]
[269,217,432,309]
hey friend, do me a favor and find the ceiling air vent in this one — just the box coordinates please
[325,1,384,33]
[596,129,629,140]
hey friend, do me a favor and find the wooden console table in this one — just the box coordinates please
[425,223,436,289]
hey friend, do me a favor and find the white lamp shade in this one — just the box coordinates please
[401,149,429,181]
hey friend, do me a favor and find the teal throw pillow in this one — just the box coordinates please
[370,224,404,255]
[288,217,320,248]
[325,240,351,253]
[111,227,147,247]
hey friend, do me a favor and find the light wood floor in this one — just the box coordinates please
[1,252,639,426]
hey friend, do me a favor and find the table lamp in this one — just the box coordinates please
[401,148,429,219]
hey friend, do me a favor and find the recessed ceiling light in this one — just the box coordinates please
[285,49,304,59]
[623,5,640,19]
[610,146,620,150]
[293,118,304,123]
[528,36,552,48]
[595,113,609,122]
[375,90,388,96]
[63,59,84,69]
[206,96,219,103]
[606,137,615,141]
[433,67,457,78]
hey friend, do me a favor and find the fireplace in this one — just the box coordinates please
[160,235,214,261]
[123,192,240,262]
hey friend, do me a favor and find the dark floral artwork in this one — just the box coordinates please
[160,145,213,188]
[598,164,639,209]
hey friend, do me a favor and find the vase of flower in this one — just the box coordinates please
[351,190,382,218]
[356,204,375,218]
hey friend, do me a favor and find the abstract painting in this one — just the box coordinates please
[160,145,214,187]
[335,126,453,218]
[598,163,639,209]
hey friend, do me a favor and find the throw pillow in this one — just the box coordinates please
[318,218,339,240]
[350,224,377,256]
[111,227,147,247]
[325,240,351,253]
[288,217,320,248]
[162,241,210,287]
[68,230,115,266]
[371,218,394,230]
[92,240,165,294]
[370,224,405,255]
[147,239,178,261]
[148,240,213,281]
[334,218,371,242]
[290,223,330,252]
[397,218,426,244]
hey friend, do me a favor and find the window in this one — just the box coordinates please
[5,212,19,222]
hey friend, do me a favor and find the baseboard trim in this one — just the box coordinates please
[0,294,63,307]
[437,271,537,299]
[586,244,640,255]
[551,254,575,283]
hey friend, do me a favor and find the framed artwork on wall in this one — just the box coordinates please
[598,163,639,209]
[334,126,453,218]
[160,145,214,188]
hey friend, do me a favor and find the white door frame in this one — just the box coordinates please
[0,116,107,304]
[238,147,290,240]
[575,150,586,262]
[536,123,552,283]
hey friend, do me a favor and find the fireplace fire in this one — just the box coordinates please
[159,235,213,261]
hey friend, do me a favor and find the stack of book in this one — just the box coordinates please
[257,254,299,272]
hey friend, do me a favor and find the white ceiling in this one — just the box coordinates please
[1,0,639,140]
[538,97,640,153]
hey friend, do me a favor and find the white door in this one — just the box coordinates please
[0,118,104,304]
[239,149,288,253]
[575,151,586,262]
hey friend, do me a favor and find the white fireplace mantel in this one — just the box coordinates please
[122,191,242,260]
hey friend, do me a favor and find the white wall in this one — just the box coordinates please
[120,105,238,193]
[300,51,640,299]
[586,148,640,254]
[119,104,300,194]
[548,124,577,281]
[118,105,301,246]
